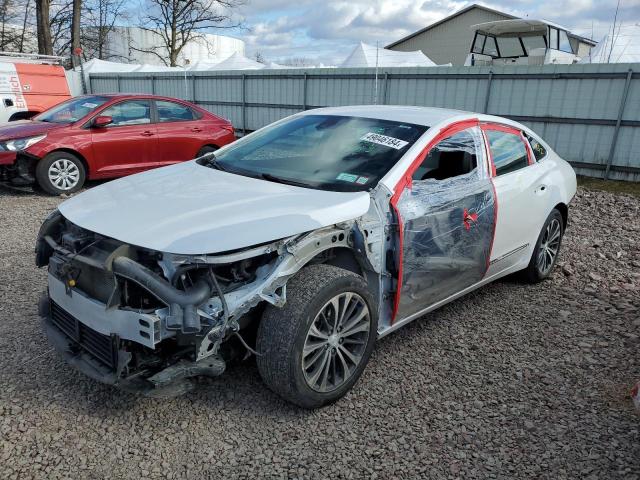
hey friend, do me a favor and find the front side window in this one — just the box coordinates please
[35,95,110,124]
[412,128,481,181]
[100,100,151,127]
[156,100,196,122]
[485,129,529,176]
[206,114,428,192]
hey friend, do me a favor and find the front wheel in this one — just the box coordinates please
[256,264,377,408]
[35,152,86,195]
[521,209,564,283]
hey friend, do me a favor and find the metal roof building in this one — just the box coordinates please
[386,4,516,66]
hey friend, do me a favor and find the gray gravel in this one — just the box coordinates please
[0,185,638,479]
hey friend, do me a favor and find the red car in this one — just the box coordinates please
[0,94,236,194]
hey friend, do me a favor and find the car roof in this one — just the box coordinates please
[301,105,472,127]
[84,93,194,103]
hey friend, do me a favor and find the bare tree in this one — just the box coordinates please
[0,0,37,53]
[253,51,266,64]
[70,0,80,65]
[135,0,245,66]
[82,0,128,60]
[48,0,73,55]
[35,0,53,54]
[280,56,314,67]
[19,0,33,52]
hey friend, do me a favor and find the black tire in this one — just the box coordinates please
[196,145,218,158]
[256,264,377,408]
[521,208,564,283]
[35,151,86,195]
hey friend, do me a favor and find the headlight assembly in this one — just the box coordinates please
[0,134,47,151]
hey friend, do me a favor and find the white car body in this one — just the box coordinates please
[37,105,576,400]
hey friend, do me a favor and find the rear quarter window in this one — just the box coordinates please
[525,133,547,161]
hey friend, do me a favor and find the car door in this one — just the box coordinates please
[89,99,159,176]
[391,124,497,321]
[153,100,205,165]
[481,124,551,274]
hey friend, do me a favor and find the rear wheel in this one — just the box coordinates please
[521,209,564,283]
[256,264,377,408]
[35,151,86,195]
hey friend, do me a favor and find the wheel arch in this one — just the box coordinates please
[553,202,568,229]
[306,246,365,278]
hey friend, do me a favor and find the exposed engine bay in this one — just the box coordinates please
[36,207,388,396]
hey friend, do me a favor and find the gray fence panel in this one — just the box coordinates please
[89,63,640,181]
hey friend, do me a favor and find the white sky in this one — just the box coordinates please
[229,0,640,64]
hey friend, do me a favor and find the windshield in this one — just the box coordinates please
[34,95,110,124]
[206,114,428,192]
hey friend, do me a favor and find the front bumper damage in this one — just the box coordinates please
[0,151,40,187]
[36,210,368,396]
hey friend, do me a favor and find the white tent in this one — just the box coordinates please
[135,64,181,72]
[340,42,437,68]
[79,58,141,74]
[265,61,288,69]
[209,52,265,70]
[579,24,640,63]
[186,58,226,71]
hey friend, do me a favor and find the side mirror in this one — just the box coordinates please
[93,115,112,128]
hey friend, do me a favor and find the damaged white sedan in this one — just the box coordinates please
[36,106,576,407]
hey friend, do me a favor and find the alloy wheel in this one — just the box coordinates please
[537,218,561,276]
[48,158,80,191]
[302,292,371,393]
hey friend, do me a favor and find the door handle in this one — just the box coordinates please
[140,131,155,137]
[191,127,202,132]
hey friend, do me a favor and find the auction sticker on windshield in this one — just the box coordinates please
[360,132,409,150]
[336,172,359,183]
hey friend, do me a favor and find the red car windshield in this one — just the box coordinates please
[35,95,110,124]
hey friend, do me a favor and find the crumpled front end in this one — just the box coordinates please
[35,208,365,396]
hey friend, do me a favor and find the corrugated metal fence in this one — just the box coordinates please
[89,63,640,181]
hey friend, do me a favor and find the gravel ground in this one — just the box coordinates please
[0,185,638,479]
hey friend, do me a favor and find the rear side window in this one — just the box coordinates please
[525,133,547,161]
[485,130,529,176]
[156,100,196,122]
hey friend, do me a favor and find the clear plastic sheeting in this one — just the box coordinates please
[394,128,496,320]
